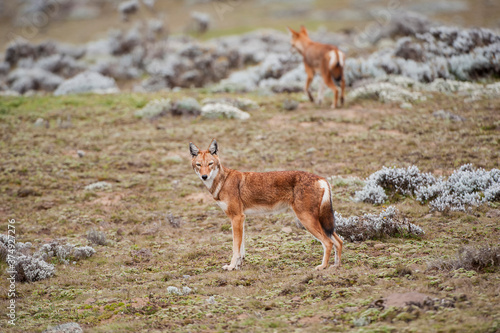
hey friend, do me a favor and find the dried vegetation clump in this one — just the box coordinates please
[87,229,108,246]
[356,164,500,212]
[335,206,424,242]
[428,246,500,272]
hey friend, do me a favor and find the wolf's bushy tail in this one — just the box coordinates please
[319,180,335,238]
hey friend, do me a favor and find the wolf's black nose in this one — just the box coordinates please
[202,175,208,180]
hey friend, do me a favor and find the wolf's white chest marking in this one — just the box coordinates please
[216,200,228,212]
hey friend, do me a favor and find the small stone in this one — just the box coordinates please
[42,322,83,333]
[283,99,299,111]
[77,150,85,158]
[344,306,359,313]
[34,118,46,127]
[281,227,292,234]
[306,147,316,154]
[183,275,190,279]
[400,102,412,109]
[206,296,216,304]
[201,103,250,120]
[374,243,386,250]
[84,181,112,191]
[182,286,192,295]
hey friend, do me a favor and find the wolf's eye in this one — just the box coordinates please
[196,163,201,167]
[208,162,214,166]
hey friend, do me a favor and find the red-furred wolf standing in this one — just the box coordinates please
[189,139,343,271]
[288,26,346,109]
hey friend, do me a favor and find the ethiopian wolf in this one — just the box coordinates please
[189,139,343,271]
[288,25,346,109]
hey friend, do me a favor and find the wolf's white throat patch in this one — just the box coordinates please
[318,180,330,206]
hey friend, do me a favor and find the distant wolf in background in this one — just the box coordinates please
[288,25,346,109]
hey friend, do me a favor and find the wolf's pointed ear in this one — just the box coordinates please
[287,26,298,36]
[300,25,308,36]
[189,142,200,158]
[208,139,218,155]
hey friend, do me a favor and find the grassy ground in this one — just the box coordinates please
[0,90,499,332]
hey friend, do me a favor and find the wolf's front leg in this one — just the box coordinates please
[222,214,245,271]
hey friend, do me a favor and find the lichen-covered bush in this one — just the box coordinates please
[428,245,500,272]
[355,164,500,212]
[12,255,56,282]
[355,166,436,204]
[1,236,96,282]
[345,26,500,85]
[417,165,500,212]
[335,206,424,242]
[35,241,96,264]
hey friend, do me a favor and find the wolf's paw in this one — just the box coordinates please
[223,257,242,271]
[315,264,328,270]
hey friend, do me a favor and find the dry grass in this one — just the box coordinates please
[0,91,499,332]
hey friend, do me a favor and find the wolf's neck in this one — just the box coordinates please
[209,165,228,198]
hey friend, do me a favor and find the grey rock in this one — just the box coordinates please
[43,322,83,333]
[201,103,250,120]
[283,99,299,111]
[134,98,172,119]
[171,97,201,116]
[54,71,119,96]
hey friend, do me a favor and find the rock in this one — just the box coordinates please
[190,11,210,33]
[206,296,216,304]
[281,227,292,234]
[343,306,359,313]
[118,0,139,21]
[212,68,260,92]
[201,103,250,120]
[0,90,20,97]
[84,181,112,191]
[374,243,386,250]
[54,71,119,96]
[353,316,370,327]
[202,97,259,111]
[42,322,83,333]
[400,102,413,109]
[34,118,48,128]
[171,97,201,116]
[77,150,85,158]
[347,82,425,104]
[134,99,172,119]
[182,286,192,295]
[283,99,299,111]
